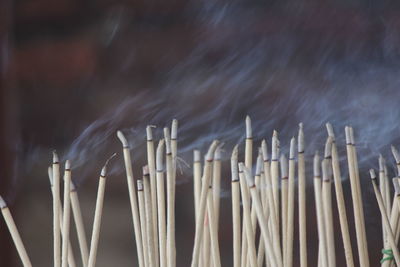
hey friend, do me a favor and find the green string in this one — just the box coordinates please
[381,249,394,263]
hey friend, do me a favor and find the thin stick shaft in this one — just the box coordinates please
[53,158,61,267]
[286,156,295,267]
[298,152,308,267]
[138,182,149,267]
[62,167,72,267]
[144,173,156,267]
[157,144,167,267]
[314,174,328,267]
[232,180,241,267]
[207,187,221,267]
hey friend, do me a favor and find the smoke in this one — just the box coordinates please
[23,0,400,186]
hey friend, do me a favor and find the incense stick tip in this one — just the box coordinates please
[369,169,377,180]
[146,125,154,141]
[215,145,222,160]
[143,165,149,176]
[379,154,385,171]
[245,116,252,138]
[325,122,335,138]
[0,195,6,209]
[48,166,53,186]
[392,145,400,163]
[206,140,219,161]
[324,136,333,158]
[255,149,263,176]
[52,150,59,163]
[313,151,320,177]
[290,137,296,159]
[261,140,269,161]
[116,130,129,147]
[194,149,201,162]
[137,179,143,191]
[171,119,178,139]
[65,160,71,170]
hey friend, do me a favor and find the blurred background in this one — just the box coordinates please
[2,0,400,265]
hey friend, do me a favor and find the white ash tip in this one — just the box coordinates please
[272,134,279,160]
[143,165,149,176]
[298,124,304,152]
[379,155,385,171]
[194,149,201,162]
[101,166,107,177]
[171,119,178,139]
[392,145,400,163]
[214,145,222,160]
[321,159,330,181]
[65,160,71,170]
[164,127,171,153]
[231,144,238,160]
[0,195,6,209]
[243,165,255,187]
[313,151,321,177]
[393,178,400,195]
[53,150,59,163]
[261,140,269,161]
[117,130,129,147]
[280,154,288,178]
[245,116,252,138]
[290,137,296,159]
[146,126,155,141]
[345,126,351,144]
[206,140,219,161]
[325,122,335,138]
[231,148,239,182]
[273,129,278,137]
[156,139,165,170]
[324,136,333,158]
[137,179,143,191]
[238,162,244,172]
[369,169,376,179]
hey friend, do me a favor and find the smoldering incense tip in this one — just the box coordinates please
[101,153,117,177]
[194,149,201,162]
[231,145,239,182]
[369,169,377,180]
[379,154,385,171]
[298,124,304,153]
[117,130,129,148]
[272,131,279,160]
[392,145,400,164]
[65,160,71,170]
[215,145,222,161]
[255,149,262,176]
[349,127,355,145]
[325,122,335,139]
[206,140,219,161]
[345,126,351,144]
[137,179,143,191]
[324,137,333,159]
[245,116,252,139]
[163,127,171,154]
[313,151,321,177]
[261,139,268,161]
[0,195,7,209]
[157,139,165,169]
[53,150,59,164]
[290,137,296,159]
[146,125,155,141]
[171,119,178,140]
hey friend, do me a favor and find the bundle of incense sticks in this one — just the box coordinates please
[4,117,400,267]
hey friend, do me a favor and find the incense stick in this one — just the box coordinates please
[231,145,241,267]
[48,167,77,267]
[87,155,115,267]
[280,153,288,265]
[298,123,307,267]
[62,160,72,267]
[70,180,89,267]
[370,169,400,266]
[157,139,167,267]
[207,183,222,267]
[137,179,149,267]
[190,140,219,267]
[53,151,61,267]
[146,126,159,267]
[313,152,328,267]
[117,131,145,267]
[242,163,282,267]
[143,166,156,267]
[286,137,296,267]
[0,196,32,267]
[271,130,280,224]
[237,163,258,267]
[329,129,354,267]
[213,145,222,233]
[345,127,369,267]
[391,145,400,176]
[194,150,202,222]
[379,155,389,253]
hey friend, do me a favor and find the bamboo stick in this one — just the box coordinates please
[138,179,149,267]
[286,137,296,267]
[280,153,288,265]
[143,166,156,267]
[231,145,241,267]
[61,161,72,267]
[53,151,61,267]
[156,140,167,267]
[298,123,308,267]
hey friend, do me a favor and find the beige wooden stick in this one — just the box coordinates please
[370,169,400,266]
[48,167,77,267]
[194,150,202,221]
[87,155,115,267]
[53,151,61,267]
[146,126,159,267]
[137,179,149,267]
[190,140,219,267]
[157,140,167,267]
[213,146,222,233]
[330,133,354,267]
[202,214,211,267]
[286,138,296,267]
[379,155,389,256]
[313,152,328,267]
[237,163,258,267]
[164,128,176,267]
[349,127,369,266]
[117,131,144,267]
[231,145,241,267]
[62,161,72,267]
[392,178,400,244]
[143,166,156,267]
[262,140,281,263]
[271,130,280,224]
[322,150,336,267]
[70,181,89,267]
[298,123,308,267]
[391,146,400,176]
[207,184,222,267]
[254,150,266,267]
[280,153,288,265]
[345,127,368,267]
[242,164,282,267]
[0,196,32,267]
